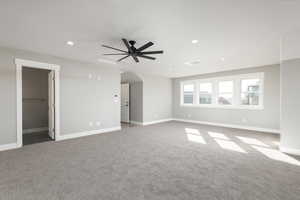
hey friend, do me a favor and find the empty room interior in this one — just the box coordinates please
[0,1,300,199]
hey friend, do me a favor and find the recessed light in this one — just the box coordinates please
[221,57,225,61]
[67,41,74,46]
[192,40,198,44]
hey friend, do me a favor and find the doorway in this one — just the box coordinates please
[15,59,60,147]
[22,67,53,145]
[121,83,130,123]
[120,72,143,127]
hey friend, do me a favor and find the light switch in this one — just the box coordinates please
[114,95,119,102]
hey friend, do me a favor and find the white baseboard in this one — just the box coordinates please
[280,146,300,156]
[142,118,173,126]
[56,126,121,141]
[0,143,18,152]
[173,118,280,134]
[130,121,144,126]
[23,127,48,134]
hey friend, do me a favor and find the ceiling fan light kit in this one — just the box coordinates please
[102,38,163,63]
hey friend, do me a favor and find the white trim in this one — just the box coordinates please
[180,104,264,110]
[0,143,18,152]
[15,59,60,71]
[16,63,22,148]
[280,146,300,156]
[15,58,61,148]
[130,121,144,126]
[23,127,48,134]
[142,118,173,126]
[173,118,280,134]
[54,68,60,140]
[56,126,121,141]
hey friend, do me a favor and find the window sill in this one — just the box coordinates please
[180,104,264,110]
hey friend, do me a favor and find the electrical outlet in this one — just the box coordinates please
[96,122,101,126]
[89,122,93,126]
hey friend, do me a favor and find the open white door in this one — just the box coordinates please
[121,83,130,123]
[48,71,55,139]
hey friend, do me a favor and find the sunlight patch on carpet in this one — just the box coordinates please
[215,139,247,153]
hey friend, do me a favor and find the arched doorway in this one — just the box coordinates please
[120,71,143,127]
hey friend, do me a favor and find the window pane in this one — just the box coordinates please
[199,94,212,104]
[241,92,259,105]
[199,83,212,93]
[241,79,260,92]
[218,81,233,105]
[183,84,194,104]
[199,82,212,104]
[218,94,233,105]
[184,84,194,92]
[219,81,233,93]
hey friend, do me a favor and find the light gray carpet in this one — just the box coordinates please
[1,121,300,200]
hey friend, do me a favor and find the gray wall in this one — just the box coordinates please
[130,82,143,122]
[172,64,280,130]
[0,46,120,145]
[121,72,172,123]
[22,67,49,131]
[143,74,172,122]
[280,59,300,150]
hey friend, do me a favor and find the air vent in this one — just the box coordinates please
[184,60,201,66]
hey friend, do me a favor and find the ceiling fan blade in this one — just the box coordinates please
[117,55,130,62]
[102,45,127,53]
[137,55,156,60]
[132,55,139,62]
[103,53,128,55]
[137,42,154,51]
[122,38,132,52]
[140,50,163,55]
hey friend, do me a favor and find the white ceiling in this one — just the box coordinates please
[0,0,300,77]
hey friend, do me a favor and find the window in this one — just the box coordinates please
[183,83,195,104]
[217,81,233,105]
[180,73,264,109]
[199,82,212,104]
[240,79,260,106]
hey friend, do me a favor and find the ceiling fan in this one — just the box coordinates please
[102,38,163,63]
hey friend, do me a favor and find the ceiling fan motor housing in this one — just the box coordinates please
[129,40,136,46]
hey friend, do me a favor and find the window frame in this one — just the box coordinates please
[181,81,197,105]
[216,78,235,107]
[180,72,264,110]
[198,81,214,105]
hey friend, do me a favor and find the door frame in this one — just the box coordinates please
[15,58,60,148]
